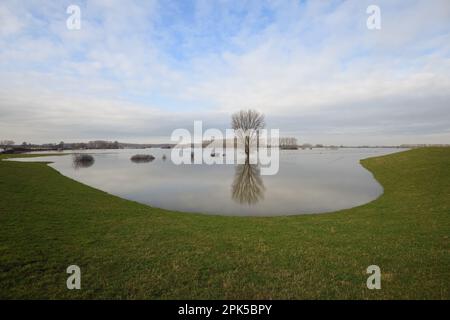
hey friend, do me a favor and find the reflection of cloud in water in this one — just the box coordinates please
[231,162,265,205]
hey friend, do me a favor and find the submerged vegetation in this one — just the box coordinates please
[0,148,449,299]
[72,154,95,169]
[130,154,155,163]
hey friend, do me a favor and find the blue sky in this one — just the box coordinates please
[0,0,449,144]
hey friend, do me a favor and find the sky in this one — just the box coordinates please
[0,0,449,145]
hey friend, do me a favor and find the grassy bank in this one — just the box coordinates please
[0,148,449,299]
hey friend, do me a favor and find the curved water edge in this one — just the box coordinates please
[6,148,407,216]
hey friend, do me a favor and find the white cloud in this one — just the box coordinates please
[0,0,449,145]
[0,4,24,36]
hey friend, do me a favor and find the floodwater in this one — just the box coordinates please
[10,148,406,216]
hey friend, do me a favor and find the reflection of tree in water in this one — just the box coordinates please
[231,161,265,205]
[72,154,95,169]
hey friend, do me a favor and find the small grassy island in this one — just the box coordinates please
[0,148,449,299]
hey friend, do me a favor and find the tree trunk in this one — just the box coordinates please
[256,129,259,152]
[245,136,250,158]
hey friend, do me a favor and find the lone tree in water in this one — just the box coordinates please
[231,109,265,158]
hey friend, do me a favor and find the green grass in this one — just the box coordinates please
[0,148,449,299]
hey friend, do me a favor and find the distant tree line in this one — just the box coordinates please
[0,140,15,150]
[0,140,122,153]
[280,137,298,149]
[70,140,120,150]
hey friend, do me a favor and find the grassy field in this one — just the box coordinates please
[0,148,449,299]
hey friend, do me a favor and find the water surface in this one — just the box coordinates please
[11,148,406,216]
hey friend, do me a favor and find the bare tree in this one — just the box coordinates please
[231,110,265,157]
[0,140,15,151]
